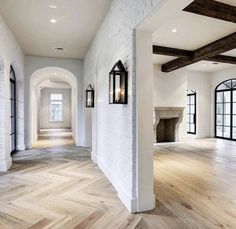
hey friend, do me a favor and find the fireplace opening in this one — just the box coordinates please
[156,118,179,143]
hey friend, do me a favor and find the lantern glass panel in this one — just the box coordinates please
[114,73,121,103]
[120,72,126,104]
[109,60,128,104]
[86,89,94,108]
[109,73,113,103]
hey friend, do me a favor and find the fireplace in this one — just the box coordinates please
[153,107,185,143]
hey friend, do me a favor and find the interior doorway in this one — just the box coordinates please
[29,67,79,148]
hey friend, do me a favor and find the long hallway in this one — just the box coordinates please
[0,133,145,228]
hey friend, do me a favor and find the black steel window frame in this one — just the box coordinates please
[187,92,196,135]
[215,79,236,141]
[10,66,17,153]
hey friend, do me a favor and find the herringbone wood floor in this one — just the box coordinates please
[0,131,149,229]
[0,131,236,228]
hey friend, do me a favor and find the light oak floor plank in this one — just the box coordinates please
[0,131,235,228]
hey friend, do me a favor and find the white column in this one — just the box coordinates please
[16,80,25,150]
[25,78,32,149]
[135,30,155,212]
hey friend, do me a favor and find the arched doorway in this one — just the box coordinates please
[9,66,17,153]
[29,67,79,147]
[215,79,236,140]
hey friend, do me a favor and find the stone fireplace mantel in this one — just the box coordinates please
[153,107,185,143]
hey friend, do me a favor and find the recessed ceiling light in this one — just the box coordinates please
[50,19,57,23]
[54,73,57,75]
[172,28,177,33]
[49,5,57,9]
[55,47,64,51]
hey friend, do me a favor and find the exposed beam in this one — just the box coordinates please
[153,45,236,65]
[162,32,236,72]
[153,46,193,58]
[183,0,236,23]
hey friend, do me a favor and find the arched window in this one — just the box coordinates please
[10,66,16,153]
[215,79,236,140]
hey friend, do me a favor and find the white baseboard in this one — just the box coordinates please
[75,140,84,147]
[118,190,137,213]
[97,158,137,213]
[91,151,97,163]
[17,144,26,151]
[25,142,32,149]
[0,157,12,171]
[136,193,156,212]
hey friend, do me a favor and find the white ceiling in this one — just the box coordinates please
[0,0,112,59]
[186,60,236,72]
[152,0,236,72]
[39,79,71,89]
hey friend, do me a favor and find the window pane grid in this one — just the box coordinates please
[9,66,16,153]
[50,93,63,122]
[187,92,196,134]
[216,79,236,140]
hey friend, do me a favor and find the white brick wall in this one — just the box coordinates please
[0,15,25,171]
[83,0,164,212]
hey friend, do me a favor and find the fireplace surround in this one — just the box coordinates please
[153,107,185,143]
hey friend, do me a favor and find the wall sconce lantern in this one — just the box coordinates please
[109,60,128,104]
[86,84,95,108]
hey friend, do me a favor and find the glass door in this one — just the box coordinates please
[187,92,196,134]
[215,79,236,140]
[10,66,16,153]
[233,90,236,140]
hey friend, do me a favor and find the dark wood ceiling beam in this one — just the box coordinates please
[183,0,236,23]
[162,32,236,72]
[153,45,236,65]
[153,46,193,58]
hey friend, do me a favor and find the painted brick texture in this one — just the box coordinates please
[83,0,164,211]
[0,15,25,171]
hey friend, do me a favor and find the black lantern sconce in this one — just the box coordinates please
[109,60,128,104]
[85,84,95,108]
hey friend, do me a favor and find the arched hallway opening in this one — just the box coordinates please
[28,67,79,149]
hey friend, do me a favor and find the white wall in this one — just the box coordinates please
[24,56,84,147]
[153,65,188,139]
[153,66,213,140]
[154,65,187,107]
[0,15,25,171]
[187,71,212,138]
[40,88,71,129]
[83,0,165,212]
